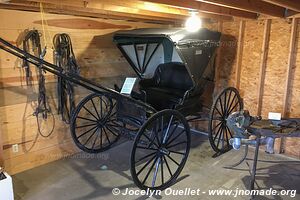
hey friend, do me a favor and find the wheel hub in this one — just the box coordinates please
[97,121,105,128]
[97,116,110,127]
[159,147,170,155]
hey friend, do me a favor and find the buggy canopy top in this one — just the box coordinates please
[113,28,221,88]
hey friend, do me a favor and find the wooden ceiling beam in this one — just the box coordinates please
[262,0,300,13]
[143,0,257,19]
[0,1,179,24]
[87,0,231,20]
[10,0,186,20]
[197,0,286,17]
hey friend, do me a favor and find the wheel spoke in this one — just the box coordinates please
[76,123,97,129]
[100,127,103,148]
[141,131,160,149]
[77,125,98,139]
[212,121,222,133]
[106,121,122,128]
[167,141,187,149]
[108,111,117,119]
[226,90,233,115]
[151,157,161,187]
[106,118,121,126]
[165,122,179,144]
[224,127,230,147]
[103,128,111,144]
[216,127,223,148]
[163,155,172,177]
[213,124,223,141]
[136,154,157,176]
[166,154,180,166]
[227,94,238,113]
[166,129,185,147]
[227,100,239,114]
[226,125,233,138]
[142,156,159,184]
[169,150,185,155]
[77,116,98,123]
[136,146,158,151]
[160,155,164,185]
[215,107,223,117]
[135,152,156,164]
[91,130,100,149]
[107,102,117,118]
[212,116,223,121]
[221,127,225,149]
[83,127,99,146]
[99,96,103,118]
[91,98,101,119]
[162,115,174,143]
[83,105,99,120]
[105,125,119,137]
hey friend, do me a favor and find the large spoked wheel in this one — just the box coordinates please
[70,93,122,153]
[131,109,191,190]
[208,87,243,153]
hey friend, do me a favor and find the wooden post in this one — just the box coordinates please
[278,18,298,153]
[235,20,245,90]
[282,18,298,117]
[257,19,271,116]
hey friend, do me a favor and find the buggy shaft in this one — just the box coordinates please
[0,37,156,113]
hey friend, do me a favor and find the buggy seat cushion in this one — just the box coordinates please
[154,62,193,91]
[139,62,193,110]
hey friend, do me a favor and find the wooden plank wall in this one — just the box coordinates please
[0,9,165,174]
[216,18,300,158]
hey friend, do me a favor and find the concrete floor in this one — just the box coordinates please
[13,134,300,200]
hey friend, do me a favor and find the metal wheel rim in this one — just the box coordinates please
[70,93,121,153]
[209,87,243,153]
[131,110,191,190]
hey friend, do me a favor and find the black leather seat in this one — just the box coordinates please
[139,62,193,110]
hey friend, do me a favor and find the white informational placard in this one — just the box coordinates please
[268,112,281,120]
[0,172,14,200]
[120,77,137,95]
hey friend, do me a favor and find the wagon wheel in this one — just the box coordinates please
[208,87,243,153]
[70,93,122,153]
[131,109,191,190]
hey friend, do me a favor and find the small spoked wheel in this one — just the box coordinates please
[208,87,243,153]
[70,93,122,153]
[131,109,190,190]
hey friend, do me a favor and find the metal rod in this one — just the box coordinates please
[116,44,142,79]
[250,136,261,196]
[133,43,142,72]
[144,43,160,70]
[142,42,149,73]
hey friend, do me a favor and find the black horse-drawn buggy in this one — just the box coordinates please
[0,28,243,190]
